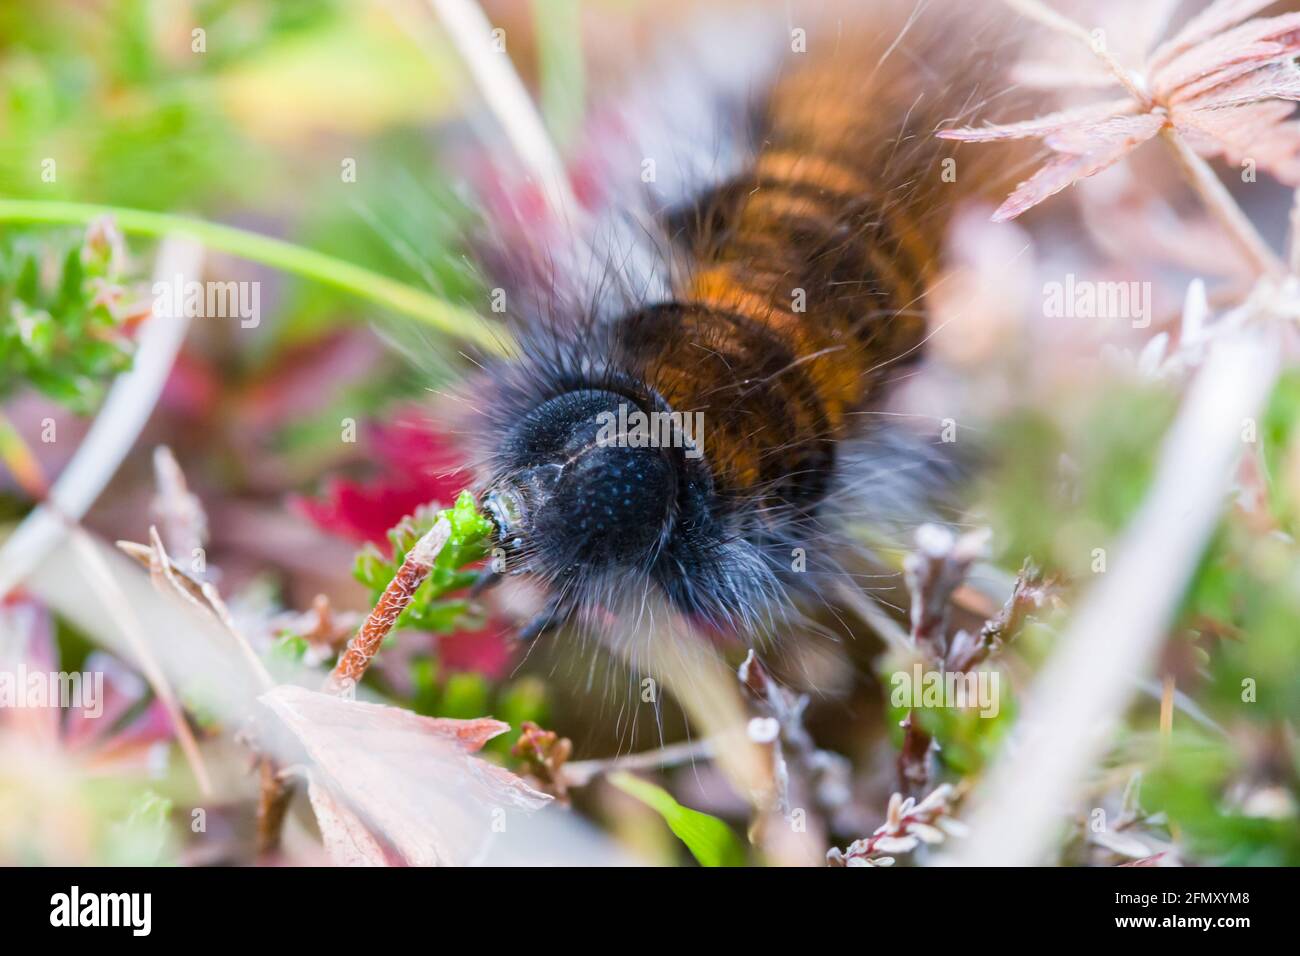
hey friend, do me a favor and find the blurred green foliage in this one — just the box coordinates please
[1,0,493,497]
[984,381,1178,576]
[103,789,176,866]
[609,771,748,867]
[0,222,137,412]
[886,668,1019,779]
[976,369,1299,863]
[1144,732,1300,866]
[1260,369,1300,535]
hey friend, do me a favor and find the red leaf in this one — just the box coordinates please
[438,622,515,681]
[292,478,442,552]
[294,411,471,550]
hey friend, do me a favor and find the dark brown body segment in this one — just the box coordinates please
[614,15,1013,524]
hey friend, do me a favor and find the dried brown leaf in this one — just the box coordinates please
[992,112,1166,221]
[938,98,1136,143]
[1153,14,1300,98]
[261,685,551,866]
[1177,98,1300,181]
[1183,58,1300,108]
[955,1,1300,221]
[1149,0,1282,70]
[303,773,401,867]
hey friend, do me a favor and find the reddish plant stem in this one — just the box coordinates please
[897,711,933,796]
[896,528,996,795]
[325,516,450,695]
[257,516,452,856]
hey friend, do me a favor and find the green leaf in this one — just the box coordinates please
[103,789,174,866]
[269,633,309,664]
[609,772,747,867]
[351,490,494,634]
[0,223,137,412]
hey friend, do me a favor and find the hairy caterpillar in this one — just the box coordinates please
[467,0,1024,645]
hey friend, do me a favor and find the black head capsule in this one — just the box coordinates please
[483,389,681,579]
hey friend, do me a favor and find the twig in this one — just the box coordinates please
[68,528,213,796]
[896,525,990,794]
[1000,0,1151,106]
[948,559,1052,672]
[563,738,717,788]
[326,515,451,694]
[904,525,990,661]
[897,710,934,797]
[117,528,274,692]
[423,0,578,221]
[827,784,964,867]
[1160,127,1286,280]
[255,757,293,858]
[739,650,851,831]
[263,511,453,855]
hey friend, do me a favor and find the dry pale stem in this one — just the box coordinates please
[1160,128,1286,280]
[1001,0,1152,106]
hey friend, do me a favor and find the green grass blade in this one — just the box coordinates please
[0,199,508,355]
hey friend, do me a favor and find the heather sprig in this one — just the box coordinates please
[351,490,495,634]
[0,218,144,413]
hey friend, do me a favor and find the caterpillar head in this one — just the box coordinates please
[482,389,683,580]
[473,347,780,636]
